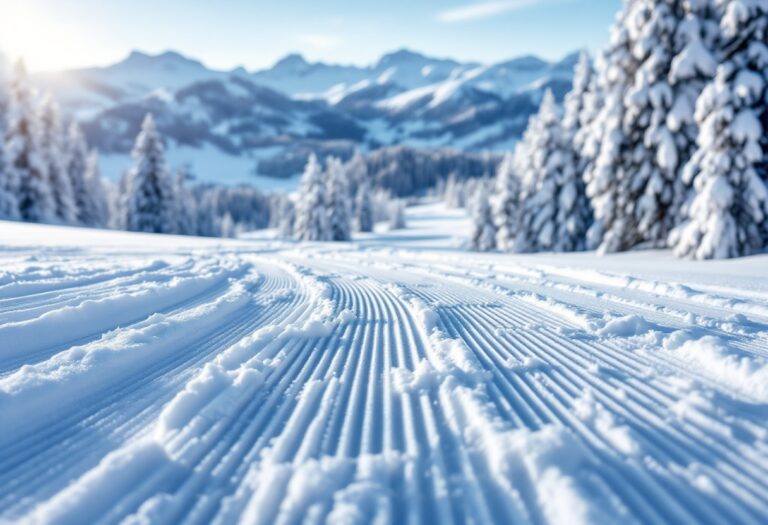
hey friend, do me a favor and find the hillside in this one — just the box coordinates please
[1,203,767,523]
[21,49,577,183]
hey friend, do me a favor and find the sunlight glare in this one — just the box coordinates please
[0,0,88,71]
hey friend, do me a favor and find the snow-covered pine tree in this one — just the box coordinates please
[5,61,54,223]
[584,0,719,253]
[277,197,295,239]
[38,97,77,224]
[326,156,352,241]
[470,185,496,252]
[563,50,594,175]
[443,173,466,208]
[673,0,768,259]
[195,189,219,237]
[667,0,720,221]
[174,169,198,236]
[293,153,330,241]
[219,212,235,238]
[344,150,368,198]
[124,114,178,234]
[0,109,17,220]
[372,188,394,223]
[355,182,374,233]
[583,2,658,253]
[575,51,608,251]
[81,151,110,227]
[623,0,719,247]
[388,199,406,231]
[65,122,90,225]
[562,50,596,246]
[515,90,591,252]
[492,152,520,251]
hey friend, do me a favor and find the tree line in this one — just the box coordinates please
[279,152,407,242]
[0,63,271,238]
[469,0,768,260]
[0,62,109,228]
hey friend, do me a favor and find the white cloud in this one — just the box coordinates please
[437,0,547,23]
[298,33,344,51]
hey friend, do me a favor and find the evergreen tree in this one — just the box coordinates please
[515,90,591,252]
[625,0,718,246]
[345,150,368,198]
[219,212,235,238]
[5,61,54,223]
[326,156,352,241]
[0,104,16,220]
[277,197,295,239]
[174,169,198,236]
[39,97,77,224]
[563,50,594,175]
[354,182,374,233]
[293,154,330,241]
[195,190,219,237]
[388,199,406,230]
[81,151,110,227]
[470,185,496,252]
[492,152,520,251]
[124,114,177,234]
[673,0,768,259]
[65,122,90,225]
[667,0,720,221]
[584,0,719,252]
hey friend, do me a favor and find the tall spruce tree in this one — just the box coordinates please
[326,156,352,241]
[345,150,368,198]
[0,97,16,220]
[515,90,591,252]
[124,114,177,234]
[673,0,768,259]
[388,199,406,230]
[81,151,110,228]
[492,152,520,251]
[625,0,718,246]
[65,122,90,225]
[355,182,374,233]
[174,169,198,236]
[564,51,596,180]
[277,197,295,239]
[470,184,496,252]
[667,0,720,220]
[584,0,719,252]
[38,97,77,224]
[5,61,54,223]
[293,154,330,241]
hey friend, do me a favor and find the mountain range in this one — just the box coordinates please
[22,49,577,183]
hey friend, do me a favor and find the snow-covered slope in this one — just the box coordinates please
[24,49,576,183]
[34,51,246,118]
[2,203,768,524]
[252,49,475,101]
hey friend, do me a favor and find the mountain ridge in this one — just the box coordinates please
[9,48,580,184]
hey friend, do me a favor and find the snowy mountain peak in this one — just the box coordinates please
[118,50,208,72]
[554,51,582,69]
[376,49,432,67]
[494,55,550,71]
[271,53,310,73]
[32,48,580,181]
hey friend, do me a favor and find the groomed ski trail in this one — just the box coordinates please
[1,215,768,525]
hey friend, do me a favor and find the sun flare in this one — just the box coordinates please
[0,0,88,71]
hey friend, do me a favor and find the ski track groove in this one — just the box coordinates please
[1,247,767,524]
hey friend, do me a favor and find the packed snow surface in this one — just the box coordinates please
[1,202,768,524]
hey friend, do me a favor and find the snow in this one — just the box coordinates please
[1,201,768,523]
[100,144,301,191]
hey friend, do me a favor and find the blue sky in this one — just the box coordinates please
[0,0,622,71]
